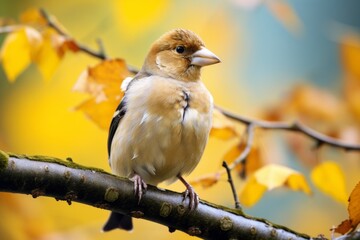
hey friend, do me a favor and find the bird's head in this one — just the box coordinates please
[141,29,221,82]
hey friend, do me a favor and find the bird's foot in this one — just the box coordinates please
[130,173,147,204]
[178,175,199,211]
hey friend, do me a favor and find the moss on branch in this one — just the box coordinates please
[0,150,9,170]
[0,150,354,240]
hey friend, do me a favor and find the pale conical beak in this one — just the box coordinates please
[191,47,221,67]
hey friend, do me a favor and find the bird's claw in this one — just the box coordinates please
[130,174,147,204]
[181,184,199,211]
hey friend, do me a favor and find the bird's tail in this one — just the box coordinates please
[102,211,133,232]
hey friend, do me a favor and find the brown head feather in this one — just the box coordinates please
[141,29,206,82]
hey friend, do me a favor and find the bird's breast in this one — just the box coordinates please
[110,76,213,185]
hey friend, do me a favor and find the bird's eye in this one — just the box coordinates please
[175,46,185,54]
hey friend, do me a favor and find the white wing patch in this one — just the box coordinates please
[121,77,134,92]
[112,110,120,118]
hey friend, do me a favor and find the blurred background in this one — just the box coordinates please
[1,0,360,239]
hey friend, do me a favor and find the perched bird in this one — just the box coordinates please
[103,29,220,231]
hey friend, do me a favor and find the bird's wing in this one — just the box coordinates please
[107,72,150,159]
[107,98,127,158]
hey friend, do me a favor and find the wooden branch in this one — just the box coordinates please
[0,150,319,240]
[39,8,107,60]
[39,8,139,74]
[215,105,360,151]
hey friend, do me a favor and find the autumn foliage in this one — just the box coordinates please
[1,6,360,238]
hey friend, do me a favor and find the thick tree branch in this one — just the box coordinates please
[0,151,323,240]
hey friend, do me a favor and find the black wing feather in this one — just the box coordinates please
[107,97,127,158]
[107,73,148,159]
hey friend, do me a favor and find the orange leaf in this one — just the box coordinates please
[245,144,263,176]
[344,76,360,121]
[58,38,79,55]
[340,34,360,79]
[348,181,360,230]
[310,161,348,204]
[39,29,78,57]
[335,219,353,235]
[223,142,263,176]
[210,108,238,140]
[290,85,344,122]
[266,0,302,34]
[73,59,130,95]
[73,59,131,129]
[74,97,121,130]
[341,34,360,120]
[223,142,245,171]
[335,180,360,234]
[189,173,221,188]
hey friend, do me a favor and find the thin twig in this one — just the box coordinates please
[215,105,360,151]
[222,161,242,210]
[39,8,107,60]
[96,38,106,57]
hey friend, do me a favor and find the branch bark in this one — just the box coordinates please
[0,151,309,239]
[0,151,358,240]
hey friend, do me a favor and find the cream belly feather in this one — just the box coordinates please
[110,75,213,185]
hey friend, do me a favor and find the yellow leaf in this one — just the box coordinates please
[210,108,238,140]
[73,59,131,129]
[310,161,348,204]
[34,34,61,81]
[287,173,311,194]
[240,164,311,207]
[189,173,220,189]
[254,164,310,192]
[0,27,42,81]
[240,175,267,207]
[20,8,47,26]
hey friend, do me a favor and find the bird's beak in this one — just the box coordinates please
[191,47,221,67]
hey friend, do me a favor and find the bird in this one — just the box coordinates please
[102,28,220,232]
